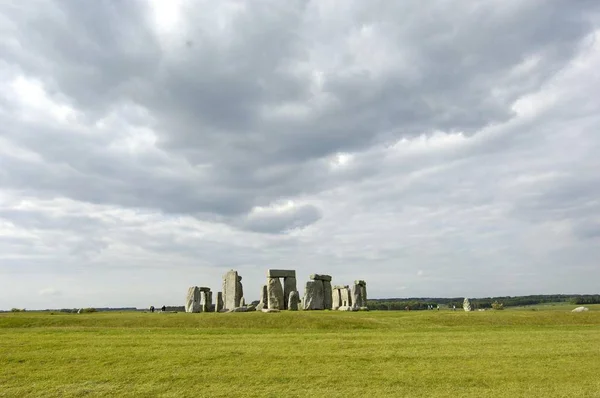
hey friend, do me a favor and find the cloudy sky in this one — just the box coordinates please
[1,1,599,310]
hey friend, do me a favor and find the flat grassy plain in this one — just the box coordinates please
[1,305,599,397]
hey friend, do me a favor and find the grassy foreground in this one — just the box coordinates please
[1,306,599,397]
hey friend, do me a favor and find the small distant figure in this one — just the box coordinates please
[453,305,456,311]
[405,306,410,311]
[437,305,440,311]
[161,305,166,312]
[150,306,155,313]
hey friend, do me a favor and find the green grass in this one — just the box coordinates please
[1,306,599,397]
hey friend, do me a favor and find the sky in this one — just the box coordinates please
[1,1,599,310]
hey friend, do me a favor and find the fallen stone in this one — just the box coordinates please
[246,305,257,312]
[230,307,248,312]
[267,269,296,278]
[262,308,280,313]
[572,306,589,312]
[267,277,285,310]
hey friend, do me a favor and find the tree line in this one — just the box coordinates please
[367,294,600,310]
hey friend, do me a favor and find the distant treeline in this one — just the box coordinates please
[368,294,600,310]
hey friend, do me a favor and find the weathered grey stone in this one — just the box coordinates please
[288,291,299,311]
[310,274,332,282]
[185,286,201,313]
[199,286,211,292]
[262,308,280,313]
[323,280,333,310]
[360,284,367,308]
[283,277,297,310]
[463,298,472,312]
[230,307,248,312]
[257,285,268,309]
[222,270,243,310]
[351,284,361,309]
[572,306,589,312]
[236,276,244,308]
[340,287,352,307]
[215,292,223,312]
[267,277,285,310]
[200,290,212,312]
[333,285,349,290]
[354,280,366,286]
[351,281,368,309]
[338,306,356,311]
[246,305,256,312]
[267,269,296,278]
[240,297,245,307]
[303,280,324,310]
[332,288,342,310]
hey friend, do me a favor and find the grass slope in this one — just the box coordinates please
[1,306,599,397]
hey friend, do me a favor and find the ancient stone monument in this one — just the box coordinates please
[215,291,224,312]
[266,269,297,310]
[352,280,368,310]
[302,274,332,310]
[222,270,244,311]
[463,297,473,312]
[185,286,213,313]
[288,290,299,311]
[331,281,368,311]
[256,284,268,311]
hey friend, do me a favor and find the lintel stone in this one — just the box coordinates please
[310,274,332,281]
[267,269,296,278]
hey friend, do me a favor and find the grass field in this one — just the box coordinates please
[1,305,599,397]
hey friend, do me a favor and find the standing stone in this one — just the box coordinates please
[463,298,472,312]
[303,280,324,310]
[215,292,224,312]
[207,291,214,312]
[340,287,352,308]
[288,291,299,311]
[332,287,342,310]
[240,297,245,307]
[222,270,241,310]
[360,284,368,309]
[256,285,268,311]
[322,280,333,310]
[236,276,244,308]
[283,277,297,310]
[185,286,201,313]
[351,284,361,309]
[267,277,285,310]
[200,290,212,312]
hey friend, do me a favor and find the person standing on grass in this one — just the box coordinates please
[150,306,155,313]
[161,305,166,312]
